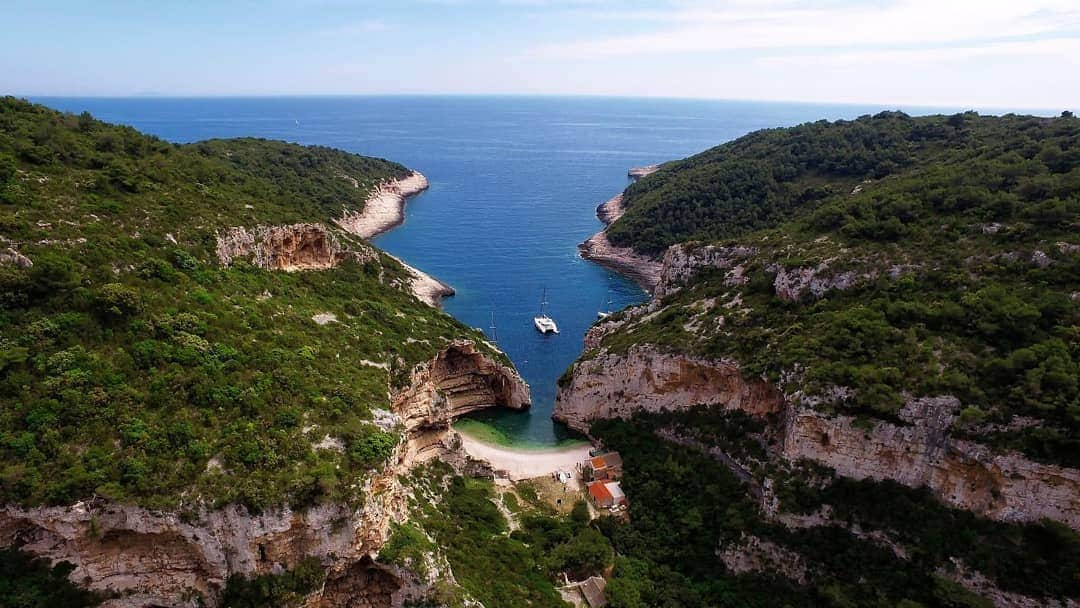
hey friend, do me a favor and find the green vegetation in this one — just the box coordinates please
[589,111,1079,465]
[405,464,617,608]
[379,522,436,576]
[589,410,1079,607]
[0,98,494,509]
[0,548,103,607]
[219,557,326,608]
[610,111,1079,254]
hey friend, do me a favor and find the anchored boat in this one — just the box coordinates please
[597,292,614,320]
[533,288,559,334]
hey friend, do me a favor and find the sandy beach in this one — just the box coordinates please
[336,171,430,239]
[458,432,594,481]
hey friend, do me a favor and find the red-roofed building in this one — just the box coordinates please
[587,480,627,509]
[587,480,613,507]
[584,452,623,482]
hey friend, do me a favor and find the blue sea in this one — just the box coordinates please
[33,95,973,446]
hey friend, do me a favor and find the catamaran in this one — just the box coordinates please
[533,288,559,334]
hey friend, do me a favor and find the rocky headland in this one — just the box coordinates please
[577,165,668,292]
[336,172,430,239]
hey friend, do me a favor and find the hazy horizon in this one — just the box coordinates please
[18,93,1067,119]
[4,1,1078,111]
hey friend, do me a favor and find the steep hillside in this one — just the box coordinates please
[0,98,529,606]
[559,112,1080,606]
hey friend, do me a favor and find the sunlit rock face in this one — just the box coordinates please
[553,345,782,433]
[215,223,374,271]
[394,340,530,434]
[556,346,1080,529]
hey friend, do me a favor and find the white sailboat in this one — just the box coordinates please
[533,288,559,334]
[597,292,614,320]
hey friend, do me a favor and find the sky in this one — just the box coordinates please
[3,0,1078,110]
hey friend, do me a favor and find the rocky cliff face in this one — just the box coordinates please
[1,500,360,608]
[554,345,781,433]
[653,243,757,298]
[215,223,374,271]
[394,340,530,433]
[556,343,1080,528]
[557,245,1080,528]
[783,400,1080,528]
[0,340,528,608]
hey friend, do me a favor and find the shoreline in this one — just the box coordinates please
[336,171,457,308]
[336,171,431,239]
[578,186,664,293]
[386,253,456,308]
[457,431,593,481]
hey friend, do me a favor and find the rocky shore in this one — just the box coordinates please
[336,171,430,239]
[332,170,458,308]
[579,185,664,292]
[388,253,456,308]
[628,164,660,179]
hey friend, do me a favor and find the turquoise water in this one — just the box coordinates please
[33,96,966,446]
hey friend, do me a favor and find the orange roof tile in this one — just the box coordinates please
[588,481,614,503]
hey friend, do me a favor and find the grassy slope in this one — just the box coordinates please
[0,97,492,510]
[587,111,1079,466]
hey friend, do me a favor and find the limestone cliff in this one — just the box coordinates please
[558,347,1079,530]
[215,222,374,271]
[653,243,757,298]
[555,345,781,433]
[557,246,1080,529]
[555,339,1080,529]
[0,340,528,608]
[394,340,530,434]
[783,401,1080,528]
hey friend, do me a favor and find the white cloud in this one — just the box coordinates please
[532,0,1080,57]
[756,36,1080,66]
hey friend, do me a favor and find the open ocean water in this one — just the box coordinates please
[33,95,973,447]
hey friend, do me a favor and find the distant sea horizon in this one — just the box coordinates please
[25,93,1066,118]
[26,94,1053,447]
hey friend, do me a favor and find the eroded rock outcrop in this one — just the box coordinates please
[654,243,758,298]
[394,340,530,433]
[782,401,1080,528]
[553,345,782,433]
[215,223,373,271]
[0,501,359,608]
[556,345,1080,528]
[0,246,32,268]
[770,263,863,302]
[1,340,525,607]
